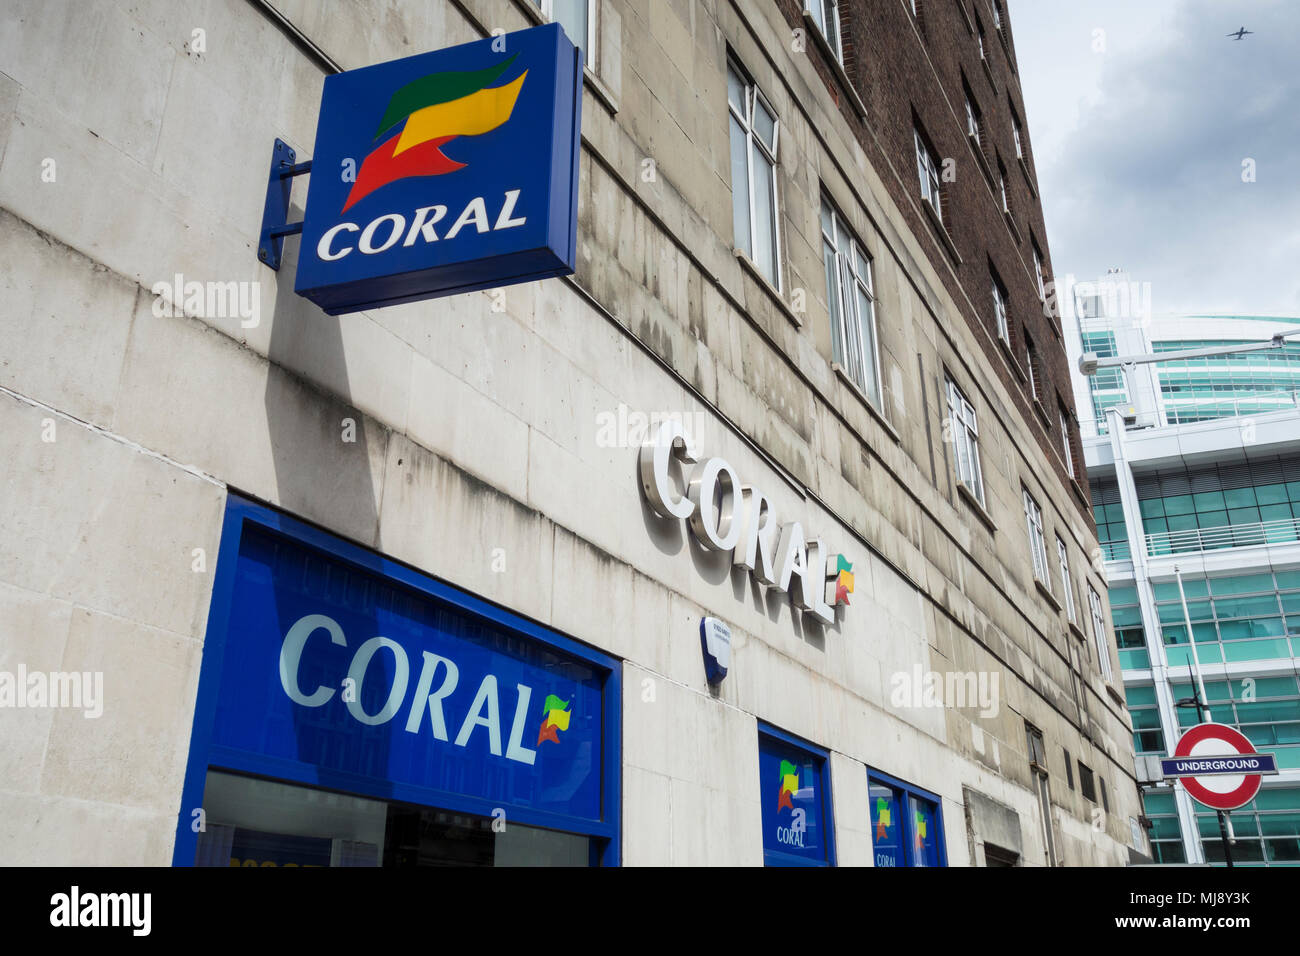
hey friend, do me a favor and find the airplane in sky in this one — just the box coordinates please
[1227,27,1254,40]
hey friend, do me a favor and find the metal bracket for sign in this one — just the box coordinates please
[257,138,312,271]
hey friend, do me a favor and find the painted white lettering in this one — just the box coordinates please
[318,222,359,261]
[344,637,410,726]
[280,614,346,707]
[359,213,406,254]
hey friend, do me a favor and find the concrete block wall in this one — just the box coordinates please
[0,0,1139,865]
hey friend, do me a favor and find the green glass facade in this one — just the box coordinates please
[1142,786,1300,867]
[1091,455,1300,558]
[1155,340,1300,424]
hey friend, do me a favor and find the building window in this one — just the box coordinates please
[992,0,1004,31]
[758,724,834,866]
[965,93,981,147]
[998,161,1011,216]
[1024,488,1050,587]
[946,377,985,507]
[1060,407,1076,478]
[1078,761,1096,802]
[1012,111,1024,160]
[915,127,943,221]
[728,59,781,288]
[1099,777,1109,814]
[1033,243,1047,300]
[821,197,882,406]
[1088,584,1115,681]
[1064,750,1075,790]
[869,769,946,867]
[977,19,987,59]
[1025,334,1039,401]
[1025,724,1057,866]
[804,0,842,62]
[991,273,1010,344]
[534,0,595,66]
[1057,536,1078,625]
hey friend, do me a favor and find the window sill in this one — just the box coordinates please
[970,137,997,190]
[1033,398,1053,431]
[957,481,996,532]
[980,56,999,94]
[831,363,900,443]
[801,11,868,120]
[920,200,962,267]
[584,66,619,115]
[1070,478,1091,512]
[1035,576,1060,610]
[956,0,975,34]
[1105,683,1126,706]
[1068,619,1087,642]
[1003,208,1022,245]
[998,334,1022,378]
[734,248,801,328]
[1018,157,1037,197]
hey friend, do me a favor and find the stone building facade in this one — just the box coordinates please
[0,0,1140,865]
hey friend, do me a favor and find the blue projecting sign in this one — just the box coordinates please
[293,23,582,314]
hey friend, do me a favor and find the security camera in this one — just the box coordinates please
[1078,352,1099,376]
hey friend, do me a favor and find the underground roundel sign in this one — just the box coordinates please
[1164,722,1275,811]
[295,22,582,315]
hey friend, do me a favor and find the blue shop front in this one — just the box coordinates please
[173,495,621,867]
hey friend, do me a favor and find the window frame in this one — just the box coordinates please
[991,274,1010,345]
[534,0,597,70]
[804,0,843,62]
[1088,584,1115,681]
[946,376,986,507]
[1023,487,1050,587]
[757,721,836,867]
[728,57,783,290]
[867,766,948,868]
[1060,407,1076,479]
[821,196,883,407]
[1057,535,1078,625]
[914,127,943,221]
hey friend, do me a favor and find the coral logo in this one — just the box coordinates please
[777,759,799,813]
[875,797,892,841]
[343,55,528,212]
[536,693,571,745]
[831,555,854,606]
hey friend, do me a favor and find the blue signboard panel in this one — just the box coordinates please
[173,496,620,865]
[757,725,834,866]
[1160,754,1278,777]
[295,23,582,314]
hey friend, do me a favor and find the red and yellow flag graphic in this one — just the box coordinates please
[343,56,527,212]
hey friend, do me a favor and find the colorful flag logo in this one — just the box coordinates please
[833,555,854,606]
[536,693,571,746]
[914,809,927,849]
[342,55,528,212]
[875,797,892,841]
[777,759,799,813]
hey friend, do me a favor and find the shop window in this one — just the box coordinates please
[175,496,621,866]
[868,768,946,867]
[758,724,835,866]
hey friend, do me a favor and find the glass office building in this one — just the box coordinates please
[1066,287,1300,865]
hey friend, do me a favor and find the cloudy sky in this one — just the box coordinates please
[1011,0,1300,316]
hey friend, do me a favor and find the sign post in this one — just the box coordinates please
[1162,721,1279,866]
